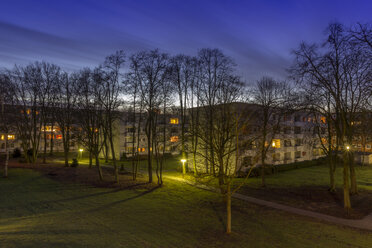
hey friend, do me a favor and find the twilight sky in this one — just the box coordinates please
[0,0,371,82]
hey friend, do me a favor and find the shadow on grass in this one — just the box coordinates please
[209,201,226,230]
[42,183,150,205]
[88,185,161,213]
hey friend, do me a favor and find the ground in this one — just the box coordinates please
[1,158,372,247]
[234,164,372,219]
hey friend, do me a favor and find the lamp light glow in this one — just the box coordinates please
[79,148,84,152]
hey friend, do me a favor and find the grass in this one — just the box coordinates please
[235,163,372,190]
[1,168,372,247]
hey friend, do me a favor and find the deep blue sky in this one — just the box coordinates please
[0,0,371,82]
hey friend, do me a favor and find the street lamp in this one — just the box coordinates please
[79,148,84,159]
[346,146,350,151]
[181,159,186,176]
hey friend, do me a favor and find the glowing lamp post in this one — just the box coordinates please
[346,145,350,151]
[181,159,186,176]
[79,148,84,159]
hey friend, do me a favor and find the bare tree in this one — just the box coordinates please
[10,63,46,163]
[100,50,126,183]
[193,48,255,233]
[349,23,372,50]
[0,73,15,177]
[170,55,196,164]
[129,50,169,183]
[251,77,292,187]
[291,23,372,211]
[55,72,78,167]
[39,62,60,164]
[76,69,105,180]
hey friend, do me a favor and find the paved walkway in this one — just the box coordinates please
[165,175,372,232]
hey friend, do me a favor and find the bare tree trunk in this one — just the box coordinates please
[349,152,358,195]
[89,150,92,168]
[64,146,69,167]
[109,128,119,183]
[147,118,153,183]
[193,152,197,176]
[43,126,47,164]
[96,153,103,181]
[328,154,336,192]
[343,152,351,213]
[4,135,8,178]
[49,122,54,155]
[226,182,232,234]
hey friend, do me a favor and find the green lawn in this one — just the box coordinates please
[235,164,372,191]
[1,168,372,247]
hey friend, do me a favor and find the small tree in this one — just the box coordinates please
[251,77,293,187]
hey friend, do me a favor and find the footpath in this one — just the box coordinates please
[165,175,372,232]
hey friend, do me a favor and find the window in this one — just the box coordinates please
[170,118,179,124]
[41,126,54,132]
[7,135,15,140]
[56,135,62,140]
[0,135,3,140]
[272,153,281,161]
[247,141,256,150]
[126,147,134,153]
[295,151,301,158]
[295,139,302,146]
[284,140,292,147]
[294,126,301,134]
[321,128,326,134]
[284,127,291,134]
[242,156,253,167]
[170,136,179,142]
[320,116,326,124]
[138,148,145,152]
[312,149,319,156]
[284,152,292,160]
[272,139,280,148]
[126,127,135,133]
[125,136,134,143]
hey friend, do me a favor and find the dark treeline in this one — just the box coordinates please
[0,22,371,233]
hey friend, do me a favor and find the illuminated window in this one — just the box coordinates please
[138,148,145,152]
[0,135,3,140]
[170,118,179,124]
[56,135,62,140]
[321,138,327,144]
[320,116,326,124]
[7,135,15,140]
[41,126,55,132]
[170,136,179,142]
[272,139,280,148]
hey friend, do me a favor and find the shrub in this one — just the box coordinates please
[71,158,79,167]
[12,148,22,158]
[120,153,128,161]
